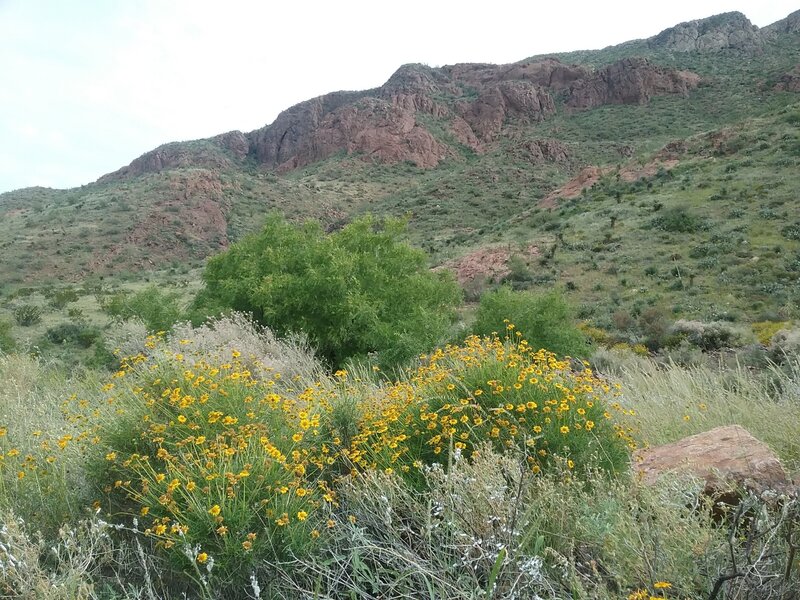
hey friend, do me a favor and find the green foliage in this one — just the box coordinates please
[44,323,100,349]
[47,287,79,310]
[470,287,590,357]
[0,319,15,353]
[194,214,462,367]
[13,304,42,327]
[101,285,183,332]
[650,207,706,233]
[84,350,328,589]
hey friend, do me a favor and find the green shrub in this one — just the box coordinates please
[0,319,15,353]
[193,214,462,367]
[348,334,634,488]
[469,287,590,357]
[44,323,99,348]
[650,207,706,233]
[13,304,42,327]
[101,285,183,332]
[47,287,79,310]
[83,347,333,590]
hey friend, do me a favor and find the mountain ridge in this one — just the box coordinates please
[1,9,799,327]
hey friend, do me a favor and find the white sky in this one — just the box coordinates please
[0,0,796,193]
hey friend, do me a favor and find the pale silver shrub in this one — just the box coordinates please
[668,319,753,351]
[103,317,149,359]
[165,312,325,384]
[0,512,110,600]
[768,327,800,362]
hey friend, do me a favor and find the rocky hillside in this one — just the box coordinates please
[1,9,799,324]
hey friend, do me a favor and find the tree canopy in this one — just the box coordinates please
[194,215,462,367]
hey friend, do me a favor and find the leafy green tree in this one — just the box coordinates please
[470,287,590,357]
[194,215,462,367]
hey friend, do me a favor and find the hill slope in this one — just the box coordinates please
[1,10,799,325]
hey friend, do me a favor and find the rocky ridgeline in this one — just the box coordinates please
[648,11,764,52]
[103,57,698,179]
[99,10,800,181]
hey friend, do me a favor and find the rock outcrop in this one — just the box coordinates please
[775,65,800,92]
[565,58,700,110]
[101,56,699,177]
[516,139,571,164]
[99,132,249,182]
[649,12,763,52]
[634,425,792,497]
[457,81,555,141]
[243,58,696,170]
[763,9,800,38]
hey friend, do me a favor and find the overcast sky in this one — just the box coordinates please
[0,0,796,193]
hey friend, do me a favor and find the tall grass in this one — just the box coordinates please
[614,356,800,471]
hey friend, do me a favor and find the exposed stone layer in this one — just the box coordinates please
[649,11,764,52]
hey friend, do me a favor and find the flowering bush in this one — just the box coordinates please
[49,326,634,589]
[346,330,635,483]
[77,346,337,584]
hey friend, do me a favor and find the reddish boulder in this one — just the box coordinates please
[634,425,792,497]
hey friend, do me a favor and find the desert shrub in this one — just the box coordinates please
[101,285,183,333]
[768,327,800,362]
[293,452,556,599]
[0,511,114,599]
[166,313,324,383]
[348,334,634,484]
[13,304,42,327]
[47,287,80,310]
[752,320,792,345]
[666,319,751,351]
[650,207,707,233]
[44,323,100,348]
[0,355,91,533]
[0,319,15,353]
[194,214,462,367]
[469,287,590,357]
[781,222,800,241]
[638,307,670,350]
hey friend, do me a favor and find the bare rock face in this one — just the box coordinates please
[209,131,250,160]
[775,65,800,92]
[458,81,555,141]
[634,425,791,497]
[516,139,570,164]
[566,58,700,110]
[290,98,451,170]
[247,91,367,166]
[648,12,763,52]
[106,58,697,177]
[763,9,800,38]
[450,116,484,153]
[443,58,588,91]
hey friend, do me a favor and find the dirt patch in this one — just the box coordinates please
[443,244,540,285]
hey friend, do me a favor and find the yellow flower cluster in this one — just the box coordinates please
[0,329,635,574]
[346,334,635,478]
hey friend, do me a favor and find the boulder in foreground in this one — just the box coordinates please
[634,425,792,498]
